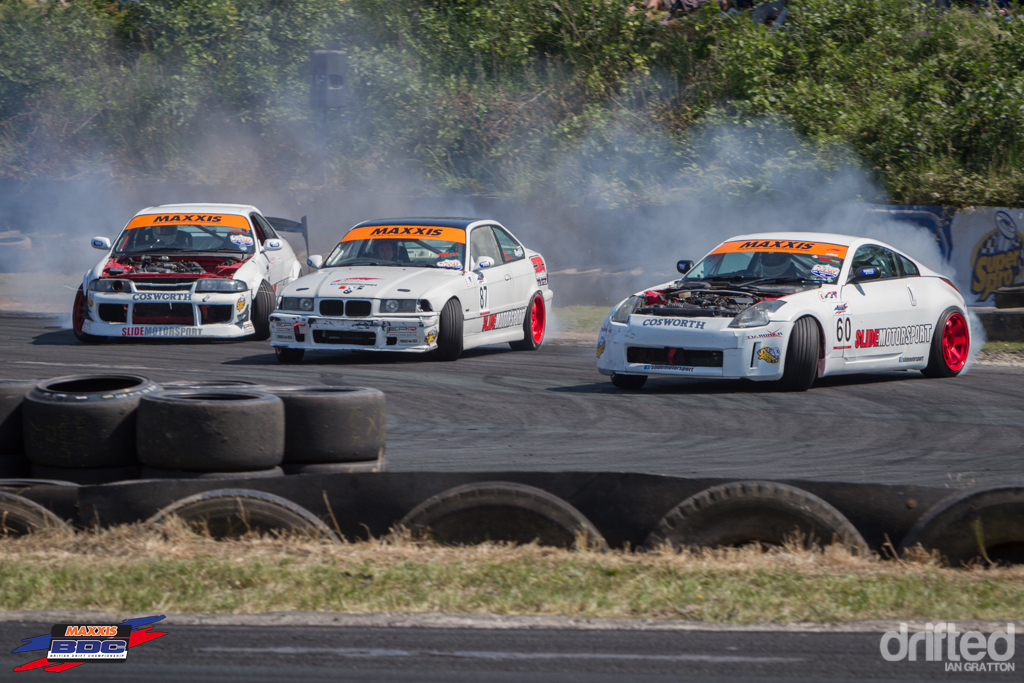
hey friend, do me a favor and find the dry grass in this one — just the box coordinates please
[0,521,1022,622]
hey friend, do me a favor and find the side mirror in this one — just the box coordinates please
[307,255,323,269]
[91,236,111,251]
[677,259,694,275]
[474,256,495,270]
[850,266,881,283]
[264,238,283,251]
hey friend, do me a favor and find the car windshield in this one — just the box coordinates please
[324,236,467,270]
[114,223,256,255]
[684,239,848,285]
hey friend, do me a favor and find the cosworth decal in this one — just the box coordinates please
[712,240,848,258]
[131,292,193,301]
[854,324,932,349]
[340,225,467,243]
[482,307,526,331]
[640,318,706,329]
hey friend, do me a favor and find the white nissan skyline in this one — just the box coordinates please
[269,218,553,362]
[74,203,304,342]
[597,232,970,391]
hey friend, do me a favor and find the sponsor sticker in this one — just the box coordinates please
[640,318,706,329]
[125,214,251,230]
[12,615,167,672]
[819,290,838,301]
[834,303,849,314]
[855,324,932,349]
[757,346,781,364]
[712,240,849,259]
[425,327,438,345]
[235,295,245,312]
[482,307,526,332]
[596,337,606,358]
[131,292,192,302]
[745,329,782,340]
[437,259,462,270]
[811,264,840,278]
[641,364,695,372]
[229,234,254,247]
[121,326,203,338]
[899,356,925,363]
[341,225,467,244]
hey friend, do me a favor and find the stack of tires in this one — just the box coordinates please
[0,379,35,477]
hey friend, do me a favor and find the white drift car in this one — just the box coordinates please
[270,218,553,363]
[597,232,970,391]
[74,203,304,343]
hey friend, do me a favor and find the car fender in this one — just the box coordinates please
[233,260,264,294]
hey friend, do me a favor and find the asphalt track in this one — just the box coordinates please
[1,315,1022,488]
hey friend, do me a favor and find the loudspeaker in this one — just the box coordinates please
[310,50,346,109]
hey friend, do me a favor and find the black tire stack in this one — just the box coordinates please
[0,380,36,477]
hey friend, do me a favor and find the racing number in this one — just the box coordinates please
[479,285,488,310]
[836,316,851,343]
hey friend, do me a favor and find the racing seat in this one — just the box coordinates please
[397,245,410,263]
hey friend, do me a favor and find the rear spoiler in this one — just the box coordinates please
[266,216,309,257]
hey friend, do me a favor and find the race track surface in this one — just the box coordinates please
[2,315,1021,488]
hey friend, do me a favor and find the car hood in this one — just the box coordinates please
[287,266,462,299]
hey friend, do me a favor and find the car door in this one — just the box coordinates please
[490,225,534,306]
[840,245,931,363]
[251,213,291,288]
[468,225,515,335]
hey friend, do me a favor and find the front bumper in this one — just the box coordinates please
[269,313,441,352]
[83,288,254,338]
[596,314,793,381]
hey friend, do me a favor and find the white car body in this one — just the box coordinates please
[270,218,553,359]
[597,232,970,388]
[75,203,301,340]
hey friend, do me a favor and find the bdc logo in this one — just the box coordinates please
[47,625,131,662]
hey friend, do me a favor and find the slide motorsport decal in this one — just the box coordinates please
[12,615,167,673]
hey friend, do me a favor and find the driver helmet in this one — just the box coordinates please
[153,224,178,241]
[759,251,790,277]
[373,240,396,260]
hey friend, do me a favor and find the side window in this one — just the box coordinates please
[491,226,525,263]
[470,226,503,266]
[249,213,267,245]
[849,245,898,280]
[898,254,920,277]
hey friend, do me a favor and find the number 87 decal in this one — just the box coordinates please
[479,285,488,310]
[836,316,851,342]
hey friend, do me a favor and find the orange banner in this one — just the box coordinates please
[711,239,848,259]
[126,214,252,231]
[342,225,467,244]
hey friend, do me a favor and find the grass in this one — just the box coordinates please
[551,305,608,336]
[981,341,1024,354]
[1,523,1023,622]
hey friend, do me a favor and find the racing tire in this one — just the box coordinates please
[30,464,140,485]
[399,481,609,551]
[778,316,819,392]
[282,459,385,475]
[275,347,305,364]
[611,373,647,390]
[433,298,463,362]
[251,281,274,341]
[0,380,36,455]
[509,292,546,351]
[264,386,386,463]
[136,390,284,472]
[898,482,1024,565]
[163,380,265,390]
[71,287,105,345]
[644,481,869,555]
[0,491,68,535]
[147,488,337,541]
[23,375,160,468]
[140,466,283,480]
[921,307,969,378]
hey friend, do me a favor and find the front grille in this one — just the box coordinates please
[98,304,127,323]
[131,303,195,325]
[199,305,233,325]
[312,330,376,345]
[320,300,345,316]
[131,280,197,291]
[318,299,373,317]
[626,346,723,367]
[346,300,372,317]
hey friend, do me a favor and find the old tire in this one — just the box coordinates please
[264,386,386,464]
[147,488,336,540]
[30,464,139,485]
[282,459,385,475]
[898,483,1024,565]
[0,380,36,455]
[71,287,105,345]
[509,292,546,351]
[433,298,463,361]
[921,307,969,378]
[163,380,264,390]
[611,373,646,390]
[993,285,1024,309]
[275,347,304,364]
[23,375,160,468]
[0,454,30,477]
[0,492,68,535]
[251,281,274,341]
[778,316,819,392]
[140,466,283,480]
[136,390,284,472]
[644,481,868,554]
[400,481,609,550]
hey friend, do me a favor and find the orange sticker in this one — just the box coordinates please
[342,225,466,244]
[711,239,849,259]
[126,214,252,230]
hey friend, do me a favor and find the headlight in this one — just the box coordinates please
[610,296,639,324]
[88,279,129,293]
[196,278,247,293]
[280,297,314,311]
[382,299,417,313]
[728,300,788,328]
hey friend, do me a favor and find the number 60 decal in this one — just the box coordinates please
[836,316,851,342]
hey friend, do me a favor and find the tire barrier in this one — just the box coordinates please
[282,460,385,475]
[30,464,141,486]
[140,466,284,480]
[0,491,67,535]
[0,454,30,477]
[0,379,35,455]
[136,390,284,472]
[644,481,869,555]
[264,386,386,465]
[146,488,337,541]
[23,375,160,468]
[399,481,609,551]
[162,380,265,391]
[899,482,1024,565]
